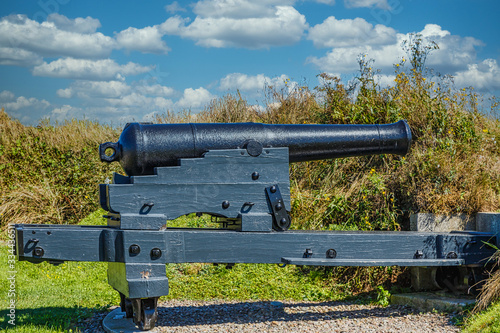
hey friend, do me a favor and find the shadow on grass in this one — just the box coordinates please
[0,305,106,331]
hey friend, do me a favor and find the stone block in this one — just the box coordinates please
[409,213,475,232]
[409,213,474,291]
[391,292,475,312]
[476,212,500,247]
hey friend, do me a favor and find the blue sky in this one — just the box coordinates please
[1,0,499,125]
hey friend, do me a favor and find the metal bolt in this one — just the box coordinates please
[326,249,337,259]
[275,203,283,211]
[129,244,141,255]
[279,217,288,226]
[34,247,44,257]
[151,248,162,259]
[446,251,458,259]
[303,248,313,258]
[270,185,277,193]
[222,201,230,209]
[252,172,259,180]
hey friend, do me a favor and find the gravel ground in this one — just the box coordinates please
[81,300,461,332]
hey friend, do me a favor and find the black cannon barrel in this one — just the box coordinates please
[100,120,412,176]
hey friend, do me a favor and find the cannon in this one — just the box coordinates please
[14,120,496,330]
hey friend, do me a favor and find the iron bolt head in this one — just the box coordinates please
[326,249,337,259]
[34,247,44,257]
[275,203,283,211]
[129,244,141,255]
[151,248,162,259]
[222,200,230,209]
[252,172,259,180]
[270,185,277,193]
[446,251,458,259]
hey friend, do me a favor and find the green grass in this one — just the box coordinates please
[463,301,500,333]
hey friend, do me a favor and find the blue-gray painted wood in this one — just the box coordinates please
[101,148,291,231]
[280,258,465,267]
[108,262,169,299]
[15,225,496,268]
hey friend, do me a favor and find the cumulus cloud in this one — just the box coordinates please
[0,47,42,66]
[46,13,101,34]
[32,58,152,81]
[176,87,215,108]
[344,0,390,9]
[308,23,483,75]
[419,24,483,73]
[454,59,500,92]
[0,91,52,125]
[115,26,171,54]
[0,14,115,61]
[219,73,288,93]
[57,80,131,99]
[165,1,187,13]
[308,16,397,48]
[0,90,15,102]
[134,84,175,97]
[160,4,307,48]
[192,0,295,19]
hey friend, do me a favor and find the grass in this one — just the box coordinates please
[463,301,500,333]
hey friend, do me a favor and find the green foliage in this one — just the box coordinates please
[0,112,121,232]
[375,286,391,307]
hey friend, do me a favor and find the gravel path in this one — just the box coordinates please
[82,300,461,332]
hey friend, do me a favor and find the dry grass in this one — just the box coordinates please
[475,250,500,311]
[0,181,67,225]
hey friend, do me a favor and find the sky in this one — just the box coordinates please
[0,0,499,126]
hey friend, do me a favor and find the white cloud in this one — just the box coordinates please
[0,47,43,66]
[57,80,132,99]
[161,5,307,48]
[0,90,15,102]
[454,59,500,92]
[0,14,115,61]
[374,73,396,87]
[134,84,175,97]
[219,73,288,93]
[0,91,51,125]
[32,58,152,81]
[308,16,397,48]
[307,24,482,74]
[115,26,171,54]
[47,13,101,34]
[419,24,483,73]
[176,87,215,108]
[165,1,187,13]
[192,0,295,19]
[48,104,83,123]
[344,0,390,9]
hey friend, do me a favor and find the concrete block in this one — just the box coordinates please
[476,212,500,247]
[391,292,475,312]
[409,213,474,291]
[410,213,475,232]
[410,266,438,291]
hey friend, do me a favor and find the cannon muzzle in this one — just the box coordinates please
[100,120,412,176]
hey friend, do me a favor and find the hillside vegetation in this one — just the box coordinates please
[2,38,499,234]
[1,37,500,299]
